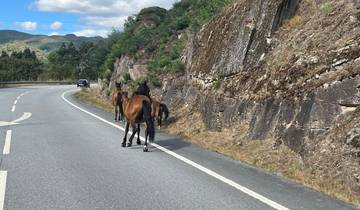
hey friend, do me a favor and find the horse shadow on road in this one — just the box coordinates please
[128,136,191,152]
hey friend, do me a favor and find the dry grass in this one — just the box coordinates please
[280,15,304,30]
[75,87,114,113]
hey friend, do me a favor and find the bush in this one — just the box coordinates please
[213,79,222,90]
[168,59,185,73]
[320,3,333,15]
[122,73,132,82]
[148,73,162,87]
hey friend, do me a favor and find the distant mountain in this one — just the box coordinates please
[0,30,103,53]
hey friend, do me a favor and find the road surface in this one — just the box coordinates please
[0,85,358,210]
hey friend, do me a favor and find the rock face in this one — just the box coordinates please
[162,76,360,154]
[189,0,298,79]
[161,0,360,157]
[110,56,134,87]
[129,65,148,80]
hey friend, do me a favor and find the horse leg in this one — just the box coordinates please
[158,115,162,129]
[136,124,141,145]
[119,103,124,122]
[127,124,137,147]
[114,107,118,121]
[117,104,122,121]
[122,122,129,147]
[143,127,149,152]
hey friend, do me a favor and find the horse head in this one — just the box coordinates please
[115,82,122,90]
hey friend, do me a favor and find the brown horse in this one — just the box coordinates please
[121,92,155,152]
[151,97,169,129]
[112,82,123,121]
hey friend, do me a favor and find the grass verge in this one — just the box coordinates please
[74,87,114,113]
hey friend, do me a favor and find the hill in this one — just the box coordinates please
[0,30,103,53]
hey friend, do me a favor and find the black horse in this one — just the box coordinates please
[133,80,151,99]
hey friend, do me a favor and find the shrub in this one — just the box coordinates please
[168,59,186,73]
[213,79,222,90]
[320,2,333,15]
[148,73,162,87]
[122,73,131,82]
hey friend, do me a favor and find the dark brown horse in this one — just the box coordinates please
[121,92,155,152]
[112,82,123,121]
[151,97,169,129]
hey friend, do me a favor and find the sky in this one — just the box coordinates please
[0,0,178,37]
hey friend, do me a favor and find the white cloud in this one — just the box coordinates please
[35,0,176,16]
[84,16,128,28]
[73,29,110,38]
[49,32,59,36]
[50,21,63,30]
[16,21,38,31]
[35,0,178,37]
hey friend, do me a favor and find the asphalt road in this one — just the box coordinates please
[0,85,358,210]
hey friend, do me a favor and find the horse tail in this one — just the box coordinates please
[142,100,155,141]
[160,103,169,120]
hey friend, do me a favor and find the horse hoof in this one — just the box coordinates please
[143,147,148,152]
[136,140,141,145]
[127,143,132,147]
[121,143,126,147]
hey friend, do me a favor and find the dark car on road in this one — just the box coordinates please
[77,79,90,88]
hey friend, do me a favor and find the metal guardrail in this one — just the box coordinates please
[0,81,76,88]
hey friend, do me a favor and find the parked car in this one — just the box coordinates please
[77,79,90,88]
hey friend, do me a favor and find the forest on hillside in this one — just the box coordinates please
[0,0,232,83]
[0,38,114,81]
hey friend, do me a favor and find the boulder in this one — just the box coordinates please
[129,65,148,80]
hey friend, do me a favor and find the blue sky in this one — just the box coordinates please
[0,0,177,37]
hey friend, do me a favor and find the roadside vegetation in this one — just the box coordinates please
[101,0,234,86]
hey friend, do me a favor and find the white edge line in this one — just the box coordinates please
[14,100,17,105]
[3,130,11,155]
[11,106,15,112]
[61,89,290,210]
[0,171,7,210]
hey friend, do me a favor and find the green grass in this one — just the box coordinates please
[320,2,333,15]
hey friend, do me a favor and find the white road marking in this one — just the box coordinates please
[62,90,290,210]
[11,106,15,112]
[3,130,11,155]
[14,100,17,105]
[0,171,6,210]
[12,112,32,123]
[0,112,32,127]
[16,96,20,100]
